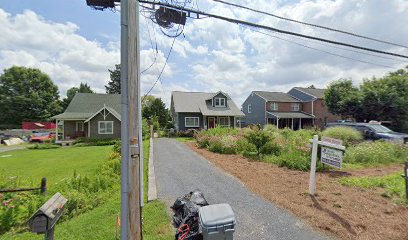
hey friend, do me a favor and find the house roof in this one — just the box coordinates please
[53,93,121,120]
[293,87,326,99]
[253,91,300,102]
[172,91,244,116]
[266,111,314,119]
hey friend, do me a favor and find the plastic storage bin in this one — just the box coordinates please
[199,203,236,240]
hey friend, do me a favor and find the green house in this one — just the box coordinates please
[52,93,121,142]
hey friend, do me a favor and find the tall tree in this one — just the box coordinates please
[106,64,121,94]
[325,69,408,132]
[61,82,94,110]
[142,97,170,128]
[324,79,362,118]
[0,66,62,126]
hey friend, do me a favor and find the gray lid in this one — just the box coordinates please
[199,203,236,229]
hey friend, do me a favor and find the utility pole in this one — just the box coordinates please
[120,0,142,239]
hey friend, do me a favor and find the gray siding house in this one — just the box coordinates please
[52,93,121,142]
[242,87,341,129]
[171,91,245,131]
[242,91,314,129]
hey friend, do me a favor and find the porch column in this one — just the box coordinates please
[55,120,58,142]
[291,118,294,130]
[88,121,91,137]
[277,118,280,129]
[233,116,236,128]
[299,118,302,129]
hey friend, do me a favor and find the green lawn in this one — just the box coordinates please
[0,146,111,189]
[340,172,407,205]
[1,140,173,240]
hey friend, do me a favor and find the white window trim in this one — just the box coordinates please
[291,103,300,111]
[76,121,84,132]
[272,102,279,111]
[185,117,200,127]
[248,104,252,113]
[98,121,114,134]
[214,97,226,107]
[218,117,230,127]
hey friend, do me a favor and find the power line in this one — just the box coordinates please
[271,31,407,63]
[250,28,396,69]
[141,17,159,74]
[211,0,408,50]
[142,35,177,102]
[138,0,408,59]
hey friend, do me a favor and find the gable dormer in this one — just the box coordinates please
[208,91,228,108]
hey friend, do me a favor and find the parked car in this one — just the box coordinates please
[29,132,55,143]
[326,121,408,144]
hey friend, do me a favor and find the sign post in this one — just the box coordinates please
[309,135,345,195]
[402,162,408,201]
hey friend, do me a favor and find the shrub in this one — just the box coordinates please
[74,138,118,147]
[244,129,270,157]
[322,126,363,147]
[27,143,60,150]
[344,141,408,165]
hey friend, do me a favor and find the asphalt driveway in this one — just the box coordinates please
[154,138,330,240]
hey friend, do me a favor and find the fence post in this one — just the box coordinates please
[309,135,319,195]
[40,178,47,194]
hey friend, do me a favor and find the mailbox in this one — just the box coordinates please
[28,193,67,236]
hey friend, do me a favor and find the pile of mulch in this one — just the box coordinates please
[186,142,408,240]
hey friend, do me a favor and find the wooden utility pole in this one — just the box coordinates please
[120,0,142,239]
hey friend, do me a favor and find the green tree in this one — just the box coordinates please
[359,70,408,131]
[142,97,170,129]
[61,83,94,110]
[324,79,362,118]
[0,66,62,126]
[105,64,121,94]
[325,68,408,132]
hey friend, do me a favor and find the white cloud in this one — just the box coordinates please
[1,0,407,108]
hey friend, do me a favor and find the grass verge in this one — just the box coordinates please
[175,137,195,143]
[1,140,173,239]
[340,172,407,205]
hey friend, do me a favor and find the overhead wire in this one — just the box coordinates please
[210,0,408,50]
[141,16,159,74]
[249,28,396,69]
[137,0,408,59]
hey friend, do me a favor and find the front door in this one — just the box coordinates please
[208,117,215,129]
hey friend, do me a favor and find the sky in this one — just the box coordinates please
[0,0,407,106]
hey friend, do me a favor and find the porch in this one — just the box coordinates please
[55,120,88,142]
[266,112,314,130]
[203,116,241,129]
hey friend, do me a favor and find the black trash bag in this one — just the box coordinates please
[171,190,208,240]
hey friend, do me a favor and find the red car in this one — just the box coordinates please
[29,132,55,143]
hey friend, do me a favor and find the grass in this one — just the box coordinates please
[0,146,111,189]
[175,137,194,142]
[0,140,173,240]
[340,172,407,205]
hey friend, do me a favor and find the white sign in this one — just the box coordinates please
[309,135,345,195]
[321,147,343,168]
[321,137,343,146]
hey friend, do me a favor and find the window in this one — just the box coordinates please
[185,117,199,127]
[271,102,278,111]
[291,103,300,111]
[98,121,113,134]
[248,104,252,113]
[218,117,230,127]
[214,98,226,107]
